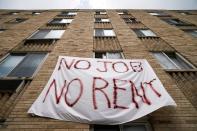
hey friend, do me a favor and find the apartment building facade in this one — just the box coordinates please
[0,9,196,131]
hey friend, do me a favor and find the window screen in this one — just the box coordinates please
[8,53,46,77]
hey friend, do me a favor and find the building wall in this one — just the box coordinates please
[0,10,196,131]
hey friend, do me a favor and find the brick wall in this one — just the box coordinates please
[0,10,196,131]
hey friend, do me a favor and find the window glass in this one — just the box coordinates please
[104,29,115,36]
[152,52,177,69]
[102,19,110,22]
[0,29,6,33]
[0,80,23,92]
[140,29,156,37]
[123,125,147,131]
[153,52,194,70]
[29,30,65,39]
[100,12,107,14]
[149,12,160,16]
[107,53,122,59]
[50,19,61,24]
[94,125,119,131]
[9,53,46,77]
[68,12,77,15]
[185,30,197,38]
[60,19,73,23]
[94,29,104,36]
[0,55,25,77]
[45,30,65,39]
[165,53,193,69]
[29,30,50,39]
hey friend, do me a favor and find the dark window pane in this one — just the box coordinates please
[0,54,25,77]
[133,29,145,37]
[0,80,22,92]
[95,53,104,58]
[9,53,46,77]
[123,125,147,131]
[94,125,119,131]
[95,29,104,36]
[50,19,61,24]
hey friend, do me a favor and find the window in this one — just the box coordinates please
[148,12,169,16]
[94,29,116,37]
[123,18,138,23]
[60,12,77,16]
[0,29,6,33]
[10,12,19,15]
[94,125,119,131]
[32,12,41,15]
[152,52,194,70]
[162,18,193,26]
[7,18,27,23]
[183,29,197,38]
[93,124,149,131]
[0,53,46,77]
[95,18,110,22]
[29,30,65,39]
[133,29,157,37]
[95,52,123,59]
[118,11,128,15]
[95,11,107,15]
[0,79,23,92]
[49,18,73,24]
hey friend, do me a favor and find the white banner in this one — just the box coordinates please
[28,56,176,125]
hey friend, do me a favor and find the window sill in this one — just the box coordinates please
[165,69,197,72]
[94,36,116,38]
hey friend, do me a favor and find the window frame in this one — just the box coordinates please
[95,11,107,15]
[93,52,124,59]
[48,18,73,24]
[94,29,116,37]
[152,52,196,70]
[133,29,157,37]
[162,18,194,26]
[90,122,152,131]
[183,29,197,38]
[0,53,48,78]
[95,18,110,23]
